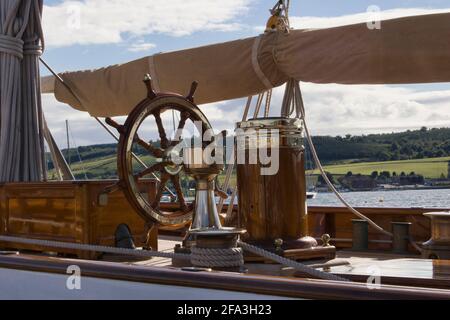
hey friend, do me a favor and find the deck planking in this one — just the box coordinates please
[117,237,450,290]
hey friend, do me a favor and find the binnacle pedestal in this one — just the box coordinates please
[175,148,246,270]
[236,117,335,262]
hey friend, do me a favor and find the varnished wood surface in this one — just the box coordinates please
[237,148,307,242]
[328,250,450,289]
[218,204,448,253]
[0,180,158,258]
[306,206,444,252]
[0,179,447,257]
[0,251,449,299]
[112,237,450,294]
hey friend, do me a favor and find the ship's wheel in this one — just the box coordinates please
[106,75,212,230]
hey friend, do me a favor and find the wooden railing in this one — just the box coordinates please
[220,204,450,252]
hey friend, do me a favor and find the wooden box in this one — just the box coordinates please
[0,180,157,259]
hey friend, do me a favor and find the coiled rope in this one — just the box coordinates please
[0,0,47,182]
[190,246,244,268]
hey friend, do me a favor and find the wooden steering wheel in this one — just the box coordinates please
[106,75,212,229]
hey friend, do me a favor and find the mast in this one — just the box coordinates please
[66,119,71,166]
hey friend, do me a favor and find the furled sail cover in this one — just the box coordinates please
[50,12,450,117]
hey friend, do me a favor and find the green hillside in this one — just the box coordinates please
[48,127,450,180]
[308,157,450,179]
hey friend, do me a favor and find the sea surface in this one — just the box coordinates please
[307,188,450,209]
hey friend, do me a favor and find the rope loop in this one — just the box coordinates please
[23,42,42,56]
[191,246,244,268]
[0,34,23,59]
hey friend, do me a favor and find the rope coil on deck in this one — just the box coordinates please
[190,247,244,268]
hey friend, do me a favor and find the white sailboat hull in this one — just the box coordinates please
[0,267,287,300]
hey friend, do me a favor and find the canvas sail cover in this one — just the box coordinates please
[46,12,450,117]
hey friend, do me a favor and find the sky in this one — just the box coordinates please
[40,0,450,148]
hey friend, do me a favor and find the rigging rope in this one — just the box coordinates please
[292,80,393,237]
[219,89,273,219]
[0,235,190,260]
[40,58,177,198]
[238,241,348,281]
[274,3,420,249]
[67,120,89,180]
[0,234,347,281]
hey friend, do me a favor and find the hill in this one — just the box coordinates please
[48,127,450,180]
[306,127,450,164]
[308,156,450,179]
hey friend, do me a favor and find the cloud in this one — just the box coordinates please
[127,41,156,53]
[196,83,450,137]
[43,83,450,147]
[290,84,450,136]
[40,4,450,145]
[288,7,450,30]
[42,95,116,147]
[42,94,243,147]
[42,81,450,148]
[251,7,450,32]
[43,0,252,48]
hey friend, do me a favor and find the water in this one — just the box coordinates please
[307,188,450,208]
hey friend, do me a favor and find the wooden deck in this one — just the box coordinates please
[114,236,450,291]
[130,235,179,267]
[329,251,450,289]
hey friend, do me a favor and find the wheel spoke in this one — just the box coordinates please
[152,172,170,209]
[135,163,163,180]
[154,111,169,149]
[134,134,163,157]
[170,174,188,212]
[171,111,190,147]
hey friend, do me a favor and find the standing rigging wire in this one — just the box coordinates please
[39,57,177,197]
[285,0,291,28]
[67,120,89,180]
[65,119,71,166]
[171,109,177,134]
